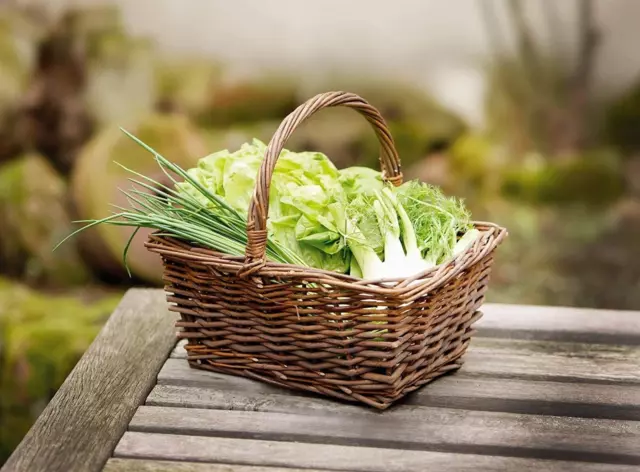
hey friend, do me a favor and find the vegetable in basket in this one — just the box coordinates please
[334,168,477,279]
[178,138,351,273]
[57,133,480,281]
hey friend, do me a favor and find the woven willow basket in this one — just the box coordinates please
[146,91,507,409]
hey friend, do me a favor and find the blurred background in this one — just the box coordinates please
[2,0,640,462]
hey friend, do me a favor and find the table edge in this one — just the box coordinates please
[1,288,177,472]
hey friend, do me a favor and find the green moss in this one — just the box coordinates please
[337,82,467,168]
[284,99,466,171]
[445,132,508,198]
[476,199,614,307]
[71,113,206,283]
[361,118,462,169]
[500,149,625,206]
[449,133,496,176]
[194,79,466,172]
[0,155,92,286]
[0,159,27,275]
[604,80,640,154]
[0,279,122,462]
[155,59,223,117]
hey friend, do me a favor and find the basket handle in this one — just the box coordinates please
[242,91,403,274]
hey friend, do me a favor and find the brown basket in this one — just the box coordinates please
[146,91,507,409]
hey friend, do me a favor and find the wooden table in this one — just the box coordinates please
[2,289,640,472]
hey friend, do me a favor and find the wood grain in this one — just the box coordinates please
[170,339,188,359]
[103,458,329,472]
[114,433,640,472]
[147,378,640,421]
[463,338,640,384]
[162,292,640,348]
[166,336,640,385]
[8,289,640,472]
[1,289,177,472]
[477,304,640,344]
[128,406,640,462]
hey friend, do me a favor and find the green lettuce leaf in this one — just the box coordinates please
[339,166,384,200]
[177,139,349,272]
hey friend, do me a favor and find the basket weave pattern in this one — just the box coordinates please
[147,91,507,409]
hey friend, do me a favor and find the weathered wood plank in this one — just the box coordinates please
[128,406,640,462]
[164,337,640,386]
[1,289,178,472]
[103,458,329,472]
[477,304,640,344]
[171,339,188,358]
[147,377,640,421]
[164,342,640,406]
[464,338,640,384]
[170,309,640,364]
[114,433,640,472]
[160,293,640,348]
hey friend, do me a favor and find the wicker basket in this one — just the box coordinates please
[146,91,507,409]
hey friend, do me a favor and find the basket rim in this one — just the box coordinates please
[146,221,507,298]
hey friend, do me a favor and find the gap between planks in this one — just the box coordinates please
[161,335,640,420]
[163,294,640,346]
[169,336,640,385]
[103,458,332,472]
[113,433,640,472]
[477,303,640,345]
[127,405,640,463]
[147,378,640,421]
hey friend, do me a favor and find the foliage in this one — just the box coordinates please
[0,278,122,462]
[155,58,223,117]
[2,0,640,466]
[500,149,625,206]
[476,200,614,307]
[604,80,640,155]
[0,154,91,286]
[447,132,505,198]
[286,82,467,170]
[71,113,206,283]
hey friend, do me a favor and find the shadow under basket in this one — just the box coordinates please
[145,91,507,409]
